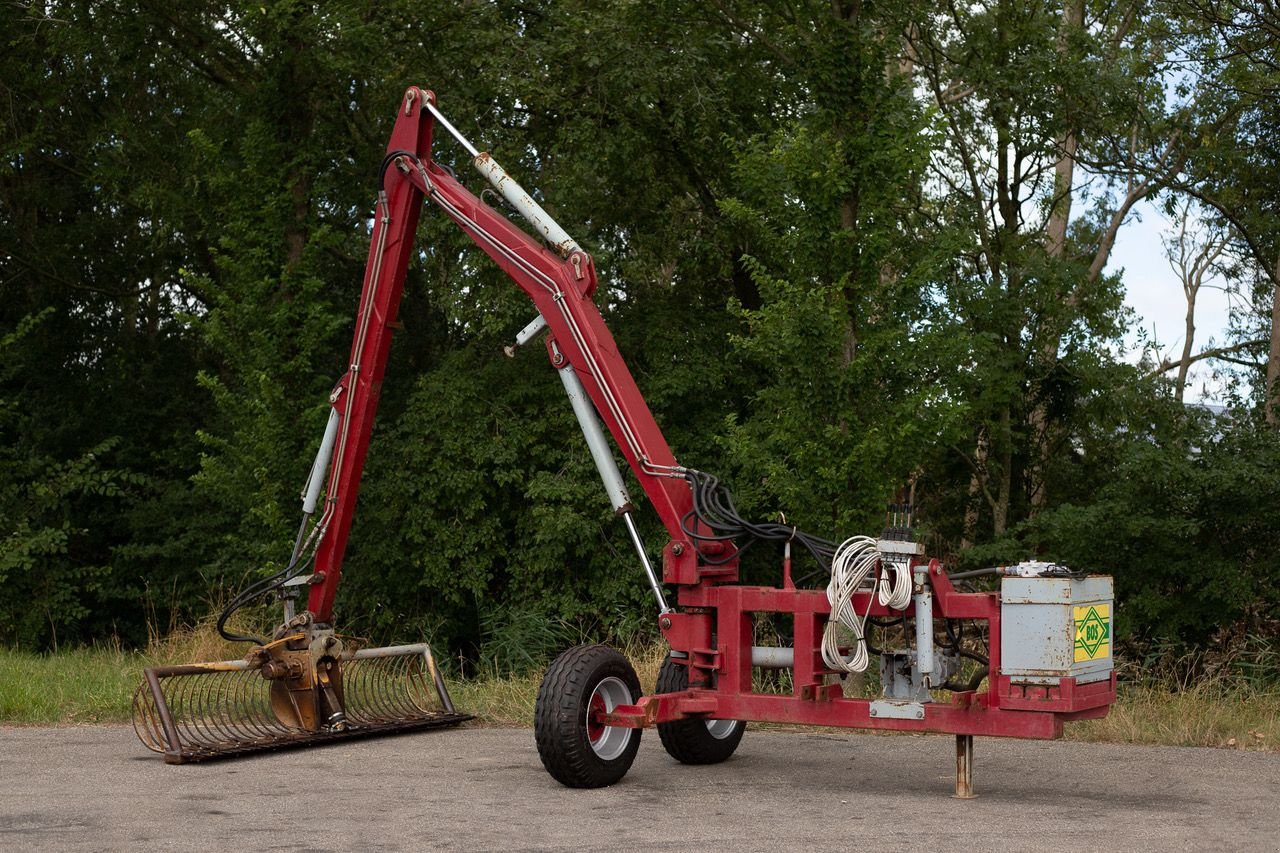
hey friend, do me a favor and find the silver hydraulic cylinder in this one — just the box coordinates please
[557,365,632,513]
[473,154,581,258]
[557,363,670,614]
[504,315,548,358]
[914,564,934,681]
[423,100,581,259]
[285,406,342,619]
[302,408,341,515]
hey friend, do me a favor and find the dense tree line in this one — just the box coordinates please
[2,1,1277,660]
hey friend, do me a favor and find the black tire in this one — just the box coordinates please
[534,644,642,788]
[655,654,746,765]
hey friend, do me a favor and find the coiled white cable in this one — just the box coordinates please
[822,536,881,673]
[877,559,913,610]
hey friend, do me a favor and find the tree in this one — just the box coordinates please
[1172,0,1280,422]
[906,0,1186,544]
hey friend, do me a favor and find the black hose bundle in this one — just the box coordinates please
[678,468,837,571]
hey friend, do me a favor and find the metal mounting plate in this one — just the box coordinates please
[869,700,926,720]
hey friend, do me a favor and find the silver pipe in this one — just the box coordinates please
[302,408,341,515]
[914,565,934,678]
[751,647,794,669]
[473,153,580,258]
[623,511,670,614]
[423,101,479,158]
[557,364,632,513]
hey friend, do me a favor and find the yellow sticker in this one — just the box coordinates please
[1074,604,1111,662]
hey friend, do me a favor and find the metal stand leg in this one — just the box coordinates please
[953,734,977,799]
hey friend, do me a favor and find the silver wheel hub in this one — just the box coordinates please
[586,676,632,760]
[705,718,738,740]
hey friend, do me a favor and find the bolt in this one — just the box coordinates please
[551,352,564,366]
[672,543,684,556]
[660,617,672,630]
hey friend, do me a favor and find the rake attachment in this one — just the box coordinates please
[133,632,471,764]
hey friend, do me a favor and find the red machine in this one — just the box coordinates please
[136,88,1117,793]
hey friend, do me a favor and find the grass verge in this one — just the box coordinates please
[2,638,1275,751]
[1064,680,1279,750]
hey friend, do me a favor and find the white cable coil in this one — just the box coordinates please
[821,537,914,673]
[822,536,879,673]
[877,557,913,610]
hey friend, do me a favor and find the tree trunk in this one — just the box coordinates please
[1266,253,1280,426]
[1026,0,1085,515]
[1176,282,1197,403]
[994,408,1012,537]
[1044,0,1084,259]
[961,427,989,549]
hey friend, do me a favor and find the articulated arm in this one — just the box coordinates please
[307,87,694,622]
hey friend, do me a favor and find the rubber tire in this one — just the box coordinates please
[655,654,746,765]
[535,644,642,788]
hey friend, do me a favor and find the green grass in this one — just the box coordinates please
[0,644,143,724]
[1064,680,1280,751]
[2,638,1276,751]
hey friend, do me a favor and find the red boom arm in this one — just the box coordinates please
[306,87,694,621]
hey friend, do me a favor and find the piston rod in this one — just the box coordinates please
[423,100,581,258]
[557,361,669,614]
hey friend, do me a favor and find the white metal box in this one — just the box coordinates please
[999,575,1113,685]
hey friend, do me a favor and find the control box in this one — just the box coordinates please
[999,575,1113,685]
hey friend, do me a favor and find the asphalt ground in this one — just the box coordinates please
[1,725,1276,851]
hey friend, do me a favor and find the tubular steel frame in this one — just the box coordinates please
[306,88,1116,749]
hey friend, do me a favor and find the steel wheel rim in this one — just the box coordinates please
[585,676,632,760]
[705,718,738,740]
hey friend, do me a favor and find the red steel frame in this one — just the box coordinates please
[307,87,1115,740]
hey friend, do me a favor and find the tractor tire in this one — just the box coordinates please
[656,654,746,765]
[535,644,642,788]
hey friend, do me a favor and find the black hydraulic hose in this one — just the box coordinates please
[943,667,989,693]
[216,550,314,645]
[946,566,1002,581]
[378,149,418,189]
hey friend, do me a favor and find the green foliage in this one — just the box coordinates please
[1032,411,1280,645]
[1,0,1277,667]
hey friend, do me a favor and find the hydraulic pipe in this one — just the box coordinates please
[557,364,632,513]
[473,153,581,258]
[557,361,669,614]
[914,564,934,680]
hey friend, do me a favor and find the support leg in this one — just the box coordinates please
[953,734,977,799]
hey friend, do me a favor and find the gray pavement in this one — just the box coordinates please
[1,725,1277,851]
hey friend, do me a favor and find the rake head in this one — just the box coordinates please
[132,631,470,764]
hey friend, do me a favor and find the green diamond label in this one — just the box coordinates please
[1073,604,1111,661]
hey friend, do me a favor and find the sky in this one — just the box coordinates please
[1105,198,1235,404]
